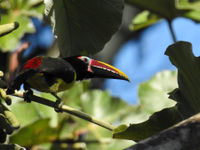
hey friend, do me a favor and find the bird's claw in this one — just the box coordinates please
[24,90,33,103]
[54,99,63,113]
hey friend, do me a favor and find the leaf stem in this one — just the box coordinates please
[13,91,116,131]
[167,20,177,43]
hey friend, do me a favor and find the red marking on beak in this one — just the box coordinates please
[90,59,117,72]
[90,59,130,81]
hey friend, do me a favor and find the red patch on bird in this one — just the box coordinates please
[22,56,42,70]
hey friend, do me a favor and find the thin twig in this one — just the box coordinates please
[167,20,177,43]
[12,91,116,131]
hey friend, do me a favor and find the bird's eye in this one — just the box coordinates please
[80,56,90,64]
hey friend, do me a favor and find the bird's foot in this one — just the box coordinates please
[54,99,63,113]
[51,92,63,112]
[24,90,33,103]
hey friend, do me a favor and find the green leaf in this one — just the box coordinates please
[45,0,124,57]
[113,107,182,141]
[8,81,134,149]
[58,81,134,149]
[9,92,59,128]
[115,41,200,142]
[183,10,200,21]
[175,0,200,21]
[126,0,200,22]
[176,0,200,10]
[35,93,59,127]
[0,0,44,51]
[130,10,161,31]
[0,22,19,37]
[9,102,40,126]
[10,118,58,147]
[113,71,178,141]
[125,0,184,20]
[165,41,200,118]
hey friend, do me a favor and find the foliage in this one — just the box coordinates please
[113,71,178,141]
[0,0,44,51]
[7,71,177,149]
[128,0,200,30]
[9,81,134,149]
[44,0,124,57]
[0,0,200,149]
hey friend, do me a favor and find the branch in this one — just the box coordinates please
[127,113,200,150]
[13,91,116,131]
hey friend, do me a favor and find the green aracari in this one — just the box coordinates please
[7,55,129,110]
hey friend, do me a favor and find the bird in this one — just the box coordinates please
[7,55,130,110]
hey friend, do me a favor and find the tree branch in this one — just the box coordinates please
[13,91,116,131]
[126,113,200,150]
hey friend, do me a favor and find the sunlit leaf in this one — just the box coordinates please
[59,81,134,149]
[113,107,182,141]
[10,119,58,147]
[130,10,161,31]
[176,0,200,10]
[9,102,40,126]
[113,71,178,141]
[126,0,200,22]
[125,0,183,20]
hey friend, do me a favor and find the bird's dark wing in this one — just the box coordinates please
[37,57,76,83]
[7,57,76,94]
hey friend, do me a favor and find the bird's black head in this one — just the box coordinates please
[64,56,130,82]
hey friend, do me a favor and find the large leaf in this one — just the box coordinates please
[10,119,58,147]
[9,93,58,127]
[113,71,178,141]
[114,41,200,142]
[45,0,124,57]
[165,41,200,117]
[0,0,44,51]
[113,107,182,141]
[9,102,40,126]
